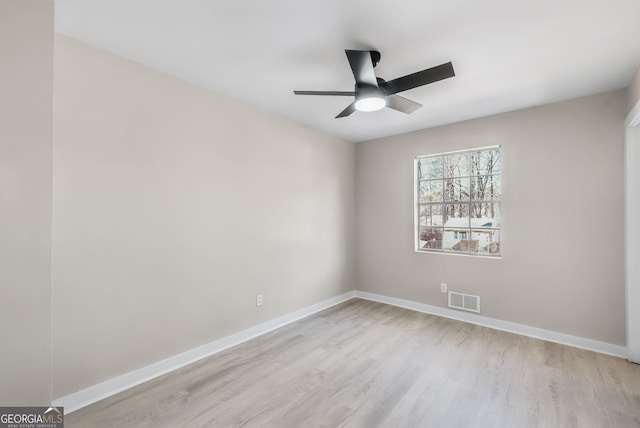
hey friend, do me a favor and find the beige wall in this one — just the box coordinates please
[0,0,54,405]
[52,36,354,398]
[355,90,627,345]
[629,67,640,114]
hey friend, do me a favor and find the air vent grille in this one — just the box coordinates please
[448,291,480,313]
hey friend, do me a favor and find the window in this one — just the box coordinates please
[415,146,501,256]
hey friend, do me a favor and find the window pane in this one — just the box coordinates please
[470,202,500,225]
[444,204,469,226]
[418,157,443,180]
[443,177,469,202]
[471,148,501,175]
[419,204,443,227]
[443,228,473,253]
[444,152,469,178]
[470,175,501,201]
[472,229,500,255]
[418,179,443,202]
[418,227,443,250]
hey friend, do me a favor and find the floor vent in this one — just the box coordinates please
[448,291,480,313]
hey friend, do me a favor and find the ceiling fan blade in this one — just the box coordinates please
[386,94,422,114]
[335,102,357,118]
[382,62,455,95]
[294,90,356,96]
[345,50,378,87]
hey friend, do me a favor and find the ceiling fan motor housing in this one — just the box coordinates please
[355,84,386,112]
[370,50,381,67]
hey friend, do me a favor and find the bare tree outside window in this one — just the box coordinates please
[416,146,501,256]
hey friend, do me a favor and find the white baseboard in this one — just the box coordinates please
[355,291,627,359]
[55,289,627,414]
[54,291,356,414]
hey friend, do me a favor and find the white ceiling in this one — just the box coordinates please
[54,0,640,142]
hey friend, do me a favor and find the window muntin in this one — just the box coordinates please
[416,146,501,256]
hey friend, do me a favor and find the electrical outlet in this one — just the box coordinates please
[256,294,263,307]
[440,283,447,293]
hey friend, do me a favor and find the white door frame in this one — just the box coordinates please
[625,100,640,363]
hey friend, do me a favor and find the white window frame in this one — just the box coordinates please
[414,145,502,257]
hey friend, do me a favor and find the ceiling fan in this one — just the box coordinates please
[294,49,455,118]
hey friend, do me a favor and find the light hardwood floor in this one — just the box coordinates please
[66,299,640,427]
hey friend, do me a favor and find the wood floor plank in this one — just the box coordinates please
[65,299,640,427]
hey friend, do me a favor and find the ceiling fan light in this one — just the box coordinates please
[355,95,386,112]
